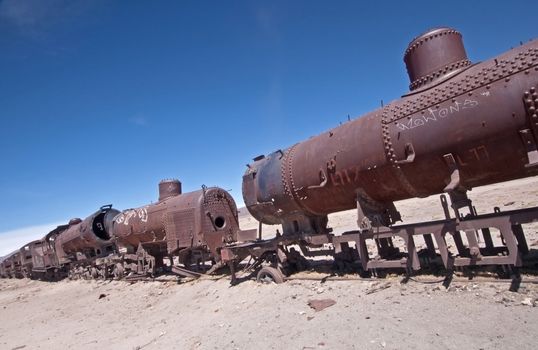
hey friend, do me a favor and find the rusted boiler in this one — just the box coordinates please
[243,27,538,234]
[54,206,119,265]
[110,180,254,276]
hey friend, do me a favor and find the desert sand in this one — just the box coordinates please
[1,177,538,350]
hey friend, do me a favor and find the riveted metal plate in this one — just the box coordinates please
[165,208,195,252]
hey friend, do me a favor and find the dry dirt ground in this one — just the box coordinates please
[2,177,538,350]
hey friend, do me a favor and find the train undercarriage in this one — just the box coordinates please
[13,195,538,288]
[220,193,538,287]
[59,243,222,281]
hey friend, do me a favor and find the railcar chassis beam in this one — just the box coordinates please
[223,198,538,285]
[334,197,537,274]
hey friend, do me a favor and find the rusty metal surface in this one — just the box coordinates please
[243,27,538,235]
[404,28,471,91]
[104,181,248,277]
[113,184,242,258]
[29,224,70,275]
[19,241,39,278]
[112,202,167,250]
[0,255,11,278]
[159,178,182,201]
[2,251,24,278]
[330,203,538,273]
[55,206,119,263]
[0,181,248,281]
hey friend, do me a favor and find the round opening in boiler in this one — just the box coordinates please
[214,216,226,229]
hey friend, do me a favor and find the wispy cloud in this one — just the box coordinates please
[129,115,148,127]
[0,0,50,28]
[0,0,99,38]
[0,222,64,257]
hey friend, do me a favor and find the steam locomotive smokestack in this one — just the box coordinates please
[158,179,182,201]
[404,27,471,91]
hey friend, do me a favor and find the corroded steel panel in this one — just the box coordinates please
[113,204,167,248]
[165,208,195,252]
[159,179,182,201]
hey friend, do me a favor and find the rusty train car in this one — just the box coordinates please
[28,223,71,280]
[2,27,538,284]
[54,207,120,279]
[0,252,21,279]
[0,182,254,280]
[99,180,255,278]
[223,27,538,282]
[0,206,120,280]
[243,27,538,233]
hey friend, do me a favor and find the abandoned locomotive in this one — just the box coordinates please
[235,27,538,280]
[2,27,538,284]
[0,181,254,280]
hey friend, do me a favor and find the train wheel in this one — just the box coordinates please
[256,266,285,284]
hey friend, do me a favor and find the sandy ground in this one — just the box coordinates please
[1,276,537,350]
[1,177,538,350]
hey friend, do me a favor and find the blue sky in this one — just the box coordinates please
[0,0,537,243]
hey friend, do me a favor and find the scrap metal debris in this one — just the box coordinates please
[307,299,336,312]
[365,282,391,295]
